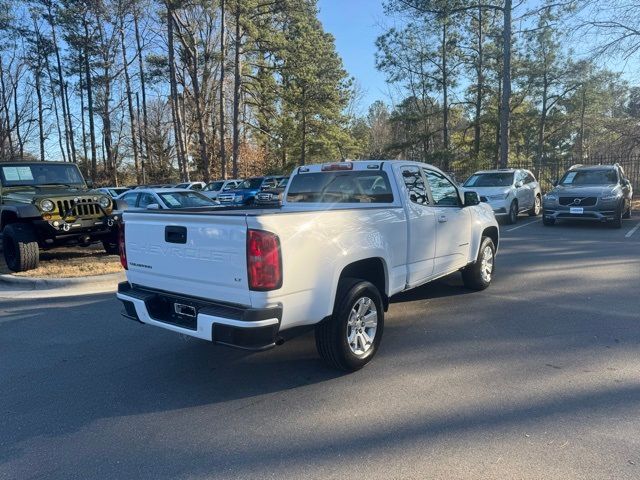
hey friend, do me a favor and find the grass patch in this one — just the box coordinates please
[0,244,122,278]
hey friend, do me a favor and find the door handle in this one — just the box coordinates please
[438,215,447,223]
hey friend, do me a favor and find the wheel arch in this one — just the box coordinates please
[336,257,389,311]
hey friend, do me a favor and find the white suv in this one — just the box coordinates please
[463,169,542,224]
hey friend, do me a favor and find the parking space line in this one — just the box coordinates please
[625,222,640,238]
[506,218,542,232]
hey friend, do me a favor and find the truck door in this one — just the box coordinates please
[423,169,471,276]
[396,165,436,287]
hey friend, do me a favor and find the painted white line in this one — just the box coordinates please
[506,218,542,232]
[625,222,640,238]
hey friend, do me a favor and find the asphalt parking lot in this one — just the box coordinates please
[1,214,639,480]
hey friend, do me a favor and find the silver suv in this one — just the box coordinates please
[542,164,633,228]
[463,169,542,224]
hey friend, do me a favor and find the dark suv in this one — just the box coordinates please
[1,162,121,272]
[542,164,633,228]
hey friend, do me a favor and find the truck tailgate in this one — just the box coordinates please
[123,212,251,306]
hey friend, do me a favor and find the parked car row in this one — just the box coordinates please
[462,163,633,228]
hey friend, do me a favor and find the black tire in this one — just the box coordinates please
[622,199,632,219]
[462,237,495,291]
[507,200,518,224]
[102,238,120,255]
[2,223,40,272]
[542,213,555,226]
[610,203,623,229]
[529,194,541,216]
[315,278,384,372]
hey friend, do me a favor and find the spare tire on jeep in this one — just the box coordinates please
[2,224,40,272]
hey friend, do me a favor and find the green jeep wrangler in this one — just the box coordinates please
[0,162,121,272]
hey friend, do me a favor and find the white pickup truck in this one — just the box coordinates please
[117,161,499,371]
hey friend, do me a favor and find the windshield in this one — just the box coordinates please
[287,171,394,203]
[278,177,289,187]
[560,169,617,185]
[239,178,264,189]
[158,191,217,208]
[0,163,86,187]
[107,188,129,197]
[204,181,224,191]
[464,172,514,187]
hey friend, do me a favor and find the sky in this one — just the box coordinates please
[317,0,390,111]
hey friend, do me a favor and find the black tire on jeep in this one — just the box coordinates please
[315,278,384,372]
[2,223,40,272]
[102,238,120,255]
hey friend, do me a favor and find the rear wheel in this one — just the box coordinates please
[315,278,384,372]
[529,194,541,216]
[462,237,495,291]
[507,200,518,224]
[2,223,40,272]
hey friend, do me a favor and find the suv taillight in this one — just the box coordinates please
[247,229,281,290]
[119,224,128,270]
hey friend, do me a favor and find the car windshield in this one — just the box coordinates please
[464,172,514,187]
[204,181,224,191]
[560,169,617,185]
[278,178,289,187]
[158,191,217,208]
[287,171,394,203]
[0,163,86,187]
[239,178,264,189]
[108,188,129,197]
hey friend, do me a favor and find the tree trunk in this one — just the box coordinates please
[78,55,88,163]
[43,53,66,162]
[120,23,141,184]
[474,6,483,157]
[35,61,45,162]
[578,88,586,160]
[441,20,449,156]
[536,73,548,171]
[167,4,187,180]
[48,5,77,163]
[231,2,242,178]
[133,13,151,168]
[83,19,97,179]
[219,0,227,179]
[190,46,210,182]
[499,0,512,168]
[12,78,23,159]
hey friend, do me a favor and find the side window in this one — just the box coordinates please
[525,172,536,184]
[122,193,139,207]
[400,166,429,205]
[138,193,157,208]
[424,170,460,207]
[191,183,203,190]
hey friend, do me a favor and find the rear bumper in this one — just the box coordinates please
[116,282,281,350]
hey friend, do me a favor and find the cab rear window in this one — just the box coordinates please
[286,171,394,203]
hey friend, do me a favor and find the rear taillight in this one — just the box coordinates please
[119,224,128,270]
[247,229,282,291]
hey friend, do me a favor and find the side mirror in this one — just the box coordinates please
[146,203,160,210]
[86,180,94,189]
[464,191,480,206]
[552,180,558,187]
[515,180,524,188]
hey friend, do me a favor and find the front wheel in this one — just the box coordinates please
[529,194,541,216]
[623,199,632,219]
[507,200,518,224]
[315,279,384,372]
[610,203,624,229]
[461,236,495,291]
[2,223,40,272]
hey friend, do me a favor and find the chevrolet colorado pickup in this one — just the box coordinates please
[117,161,499,371]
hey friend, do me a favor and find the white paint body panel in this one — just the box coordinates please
[121,161,499,338]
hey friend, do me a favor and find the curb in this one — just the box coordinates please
[0,271,125,290]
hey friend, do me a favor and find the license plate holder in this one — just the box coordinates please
[570,207,584,214]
